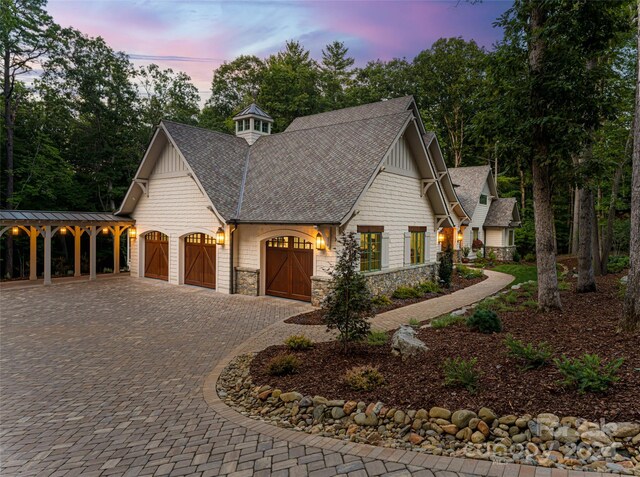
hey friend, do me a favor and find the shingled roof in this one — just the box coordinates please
[286,96,414,132]
[448,166,494,218]
[119,97,450,224]
[233,103,273,121]
[162,121,249,220]
[484,198,520,227]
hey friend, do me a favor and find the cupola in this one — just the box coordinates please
[233,103,273,145]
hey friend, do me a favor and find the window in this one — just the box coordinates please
[237,120,244,132]
[508,229,515,246]
[254,119,262,131]
[358,226,383,272]
[472,228,479,241]
[262,121,269,133]
[243,119,250,131]
[409,226,426,264]
[480,194,488,205]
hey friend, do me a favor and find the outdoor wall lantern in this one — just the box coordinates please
[60,227,67,235]
[457,231,463,242]
[102,227,109,235]
[11,226,19,236]
[216,227,225,245]
[129,227,137,238]
[437,232,445,243]
[315,232,325,250]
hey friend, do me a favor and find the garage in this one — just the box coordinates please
[144,231,168,280]
[184,233,216,289]
[265,236,313,301]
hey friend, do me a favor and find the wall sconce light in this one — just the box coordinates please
[457,231,463,242]
[216,227,225,245]
[12,226,19,236]
[102,227,109,235]
[129,227,137,238]
[315,232,325,250]
[60,227,67,235]
[437,232,444,243]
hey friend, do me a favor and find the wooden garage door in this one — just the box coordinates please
[184,233,216,289]
[265,236,313,302]
[145,232,168,280]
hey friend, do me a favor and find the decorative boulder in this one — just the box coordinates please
[391,325,428,361]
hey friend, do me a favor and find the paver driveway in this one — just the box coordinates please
[0,278,443,477]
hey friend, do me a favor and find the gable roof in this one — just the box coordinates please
[285,96,414,132]
[118,97,453,226]
[448,166,496,218]
[233,103,273,121]
[484,198,521,228]
[238,111,412,223]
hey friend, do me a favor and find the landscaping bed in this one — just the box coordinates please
[218,269,639,473]
[285,268,486,325]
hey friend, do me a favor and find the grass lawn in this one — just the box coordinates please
[492,263,537,285]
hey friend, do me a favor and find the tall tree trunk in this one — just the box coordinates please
[3,47,15,278]
[577,186,596,291]
[619,6,640,332]
[602,132,631,272]
[529,3,561,311]
[520,167,526,216]
[591,202,602,276]
[571,187,580,254]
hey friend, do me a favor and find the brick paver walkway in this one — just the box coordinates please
[2,272,605,477]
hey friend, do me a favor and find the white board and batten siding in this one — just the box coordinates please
[464,181,492,248]
[347,134,438,268]
[130,142,230,292]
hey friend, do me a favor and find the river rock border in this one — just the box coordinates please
[217,354,640,476]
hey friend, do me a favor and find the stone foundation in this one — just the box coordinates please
[364,264,437,296]
[311,276,332,307]
[485,246,516,262]
[235,267,259,296]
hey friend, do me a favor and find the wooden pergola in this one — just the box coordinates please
[0,210,134,285]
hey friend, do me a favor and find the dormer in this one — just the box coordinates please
[233,103,273,145]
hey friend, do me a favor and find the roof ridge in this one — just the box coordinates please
[273,110,413,136]
[234,148,252,220]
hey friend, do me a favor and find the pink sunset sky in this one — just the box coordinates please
[46,0,512,100]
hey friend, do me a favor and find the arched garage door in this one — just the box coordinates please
[265,236,313,302]
[144,231,168,280]
[184,233,216,289]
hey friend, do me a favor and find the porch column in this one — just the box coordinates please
[43,225,52,285]
[113,226,120,274]
[74,226,82,277]
[89,226,97,280]
[29,226,37,280]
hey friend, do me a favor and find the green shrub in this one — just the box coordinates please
[456,265,483,280]
[439,246,454,288]
[466,309,502,334]
[284,335,313,350]
[367,329,388,346]
[504,334,552,369]
[323,233,373,353]
[267,354,300,376]
[416,280,441,294]
[408,318,421,328]
[487,250,497,264]
[431,314,465,329]
[344,365,385,391]
[512,249,521,263]
[554,354,624,393]
[392,286,421,299]
[520,299,538,309]
[372,294,392,307]
[523,253,536,263]
[607,255,630,273]
[461,246,471,258]
[443,357,480,393]
[503,292,518,304]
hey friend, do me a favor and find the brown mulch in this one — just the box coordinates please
[252,272,639,421]
[284,273,487,325]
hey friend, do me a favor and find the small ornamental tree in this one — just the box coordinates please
[439,246,454,288]
[323,232,374,353]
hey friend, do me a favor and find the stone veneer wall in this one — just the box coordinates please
[485,246,516,262]
[235,267,259,296]
[311,264,437,306]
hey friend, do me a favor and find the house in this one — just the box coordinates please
[117,96,473,304]
[446,166,521,261]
